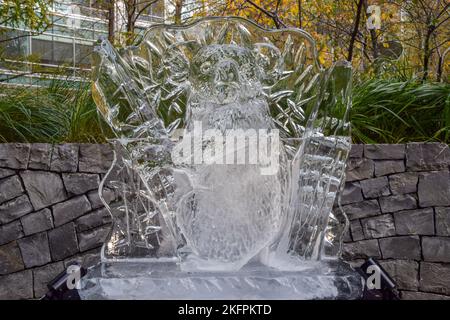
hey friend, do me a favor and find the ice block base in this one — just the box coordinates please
[78,260,363,300]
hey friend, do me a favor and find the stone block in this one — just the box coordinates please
[33,261,65,298]
[52,195,91,227]
[0,241,24,275]
[422,237,450,263]
[361,214,396,239]
[0,168,15,179]
[0,143,30,169]
[349,144,363,158]
[50,144,79,172]
[77,224,111,252]
[0,220,23,245]
[374,160,405,177]
[340,181,363,205]
[75,208,111,232]
[17,232,51,268]
[350,220,364,241]
[343,227,352,243]
[436,207,450,236]
[48,223,79,261]
[388,172,418,195]
[0,175,24,204]
[420,262,450,295]
[406,143,450,171]
[418,171,450,207]
[87,188,116,209]
[0,194,33,225]
[342,239,381,260]
[379,236,421,260]
[62,173,100,196]
[78,144,113,173]
[364,144,405,160]
[402,291,450,300]
[0,270,33,299]
[394,208,434,235]
[20,170,67,210]
[20,208,53,236]
[379,260,419,291]
[379,194,417,213]
[28,143,52,170]
[342,199,380,220]
[360,176,390,199]
[345,158,374,182]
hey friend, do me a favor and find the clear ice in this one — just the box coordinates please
[84,16,359,299]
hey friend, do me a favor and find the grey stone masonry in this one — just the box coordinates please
[0,142,449,299]
[0,143,116,299]
[340,142,450,299]
[379,260,419,291]
[419,262,450,295]
[406,143,450,171]
[0,175,24,204]
[389,172,418,195]
[345,158,374,182]
[364,144,405,160]
[361,214,396,239]
[20,171,67,210]
[50,144,79,172]
[52,195,92,227]
[28,144,52,170]
[374,160,405,177]
[394,208,434,235]
[418,171,450,207]
[360,176,390,199]
[17,232,51,268]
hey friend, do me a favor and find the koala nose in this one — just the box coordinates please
[214,59,240,84]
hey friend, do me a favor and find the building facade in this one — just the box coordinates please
[0,0,165,86]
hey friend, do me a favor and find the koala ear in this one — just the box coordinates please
[162,40,202,84]
[253,42,284,87]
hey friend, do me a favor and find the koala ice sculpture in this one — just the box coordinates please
[92,17,352,271]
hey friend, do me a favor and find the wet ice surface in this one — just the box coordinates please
[79,260,363,300]
[89,16,356,299]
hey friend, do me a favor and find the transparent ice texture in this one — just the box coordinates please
[91,17,352,271]
[79,261,363,300]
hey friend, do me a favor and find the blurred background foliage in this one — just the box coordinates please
[0,0,448,143]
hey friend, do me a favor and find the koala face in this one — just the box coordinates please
[190,44,264,105]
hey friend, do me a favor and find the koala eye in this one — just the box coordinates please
[200,61,212,74]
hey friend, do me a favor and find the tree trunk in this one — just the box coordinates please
[297,0,302,28]
[422,26,434,81]
[347,0,364,62]
[126,0,136,45]
[108,0,115,43]
[175,0,183,24]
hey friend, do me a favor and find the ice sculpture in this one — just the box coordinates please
[81,16,361,299]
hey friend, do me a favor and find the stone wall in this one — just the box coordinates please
[0,142,449,299]
[342,143,450,300]
[0,144,114,299]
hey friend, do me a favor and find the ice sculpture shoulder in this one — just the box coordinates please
[91,16,352,271]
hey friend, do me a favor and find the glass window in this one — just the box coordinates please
[31,38,53,64]
[90,0,109,10]
[32,38,74,66]
[75,43,93,68]
[0,30,29,60]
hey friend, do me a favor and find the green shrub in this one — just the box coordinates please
[351,79,450,144]
[0,80,109,143]
[0,78,448,144]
